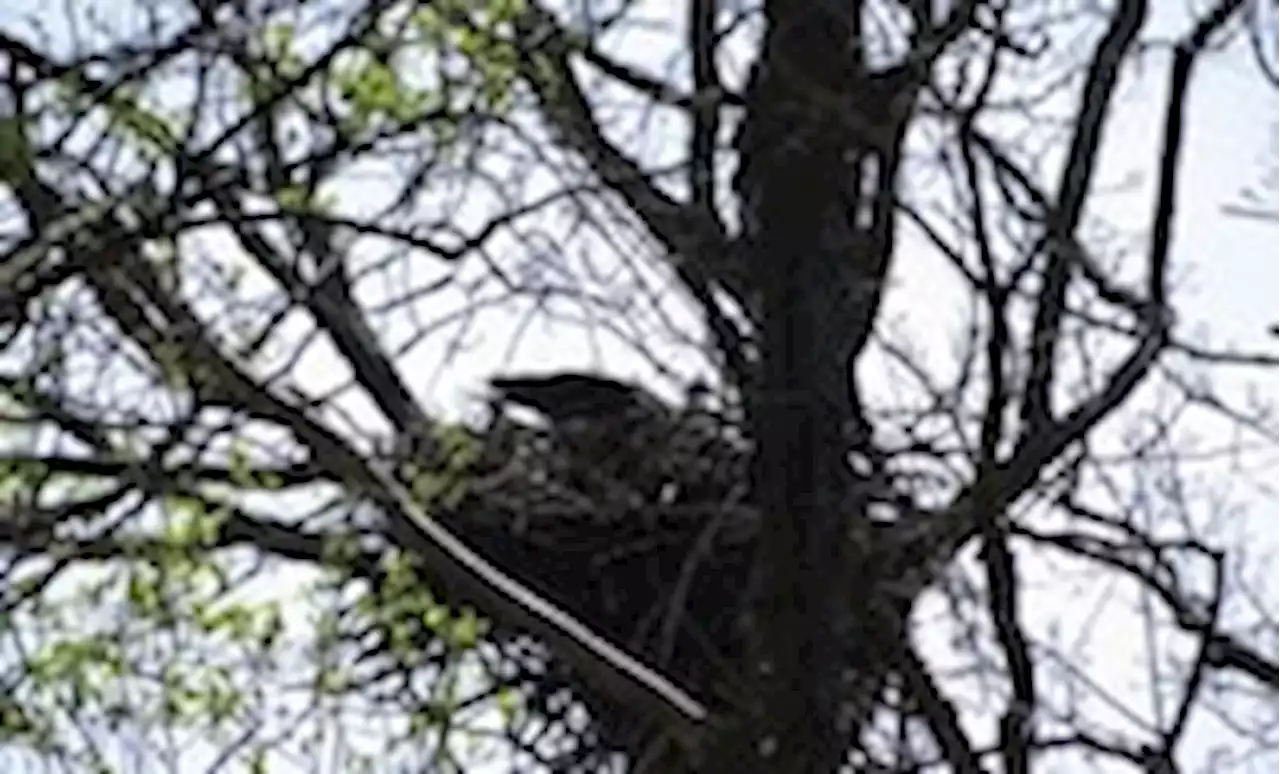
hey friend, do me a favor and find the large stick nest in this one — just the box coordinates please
[409,378,939,769]
[402,384,752,764]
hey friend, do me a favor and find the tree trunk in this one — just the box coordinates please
[703,1,919,769]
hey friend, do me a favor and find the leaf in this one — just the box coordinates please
[0,116,35,185]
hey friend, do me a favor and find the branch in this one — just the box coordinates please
[1020,0,1148,436]
[0,454,334,489]
[898,644,984,774]
[689,0,718,219]
[204,179,434,449]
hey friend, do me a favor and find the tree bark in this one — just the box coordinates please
[712,1,918,769]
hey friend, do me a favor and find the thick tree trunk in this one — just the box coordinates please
[702,1,918,769]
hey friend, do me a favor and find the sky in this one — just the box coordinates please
[0,0,1276,772]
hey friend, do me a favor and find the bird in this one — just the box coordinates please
[489,372,661,427]
[487,372,673,499]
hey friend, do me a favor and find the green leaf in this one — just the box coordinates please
[0,116,35,186]
[449,608,487,649]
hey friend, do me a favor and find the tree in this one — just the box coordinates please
[0,0,1276,772]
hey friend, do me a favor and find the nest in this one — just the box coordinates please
[420,395,953,769]
[434,405,756,767]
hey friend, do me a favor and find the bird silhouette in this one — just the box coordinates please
[489,372,663,426]
[488,372,678,499]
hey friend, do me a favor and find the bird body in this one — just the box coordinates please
[487,372,682,500]
[486,371,748,510]
[489,372,660,426]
